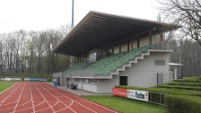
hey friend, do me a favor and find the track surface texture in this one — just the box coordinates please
[0,82,120,113]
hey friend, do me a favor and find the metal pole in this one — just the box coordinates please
[71,0,74,29]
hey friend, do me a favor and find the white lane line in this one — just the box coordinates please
[46,84,119,113]
[0,83,21,106]
[35,100,59,112]
[37,83,76,113]
[0,101,18,111]
[42,83,97,113]
[12,83,25,113]
[14,83,45,113]
[30,83,35,113]
[34,100,45,107]
[33,83,56,113]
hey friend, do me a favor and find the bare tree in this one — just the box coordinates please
[158,0,201,45]
[0,34,3,73]
[14,30,26,73]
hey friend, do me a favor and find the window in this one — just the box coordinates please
[74,78,79,82]
[88,79,97,84]
[155,60,165,65]
[84,79,98,84]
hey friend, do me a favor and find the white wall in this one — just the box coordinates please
[119,52,170,88]
[114,46,119,54]
[83,84,97,92]
[130,40,137,50]
[121,43,127,52]
[140,37,149,47]
[152,34,161,44]
[97,75,119,93]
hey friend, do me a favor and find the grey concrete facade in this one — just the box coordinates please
[54,50,172,93]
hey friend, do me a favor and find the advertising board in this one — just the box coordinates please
[11,78,22,81]
[24,78,30,81]
[29,78,47,82]
[112,87,128,98]
[127,89,149,102]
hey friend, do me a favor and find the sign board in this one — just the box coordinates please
[24,78,30,81]
[89,51,97,63]
[29,78,47,82]
[112,87,128,97]
[11,78,21,81]
[127,89,149,102]
[4,78,11,81]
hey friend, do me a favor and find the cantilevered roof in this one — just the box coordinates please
[169,63,184,66]
[53,11,177,56]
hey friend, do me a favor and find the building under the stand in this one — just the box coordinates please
[53,11,178,93]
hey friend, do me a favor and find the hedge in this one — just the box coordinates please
[168,82,201,86]
[166,95,201,113]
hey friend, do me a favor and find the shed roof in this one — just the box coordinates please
[53,11,178,56]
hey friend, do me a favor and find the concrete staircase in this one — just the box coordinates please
[110,50,151,76]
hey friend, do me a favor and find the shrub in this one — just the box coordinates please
[47,78,52,82]
[166,95,201,113]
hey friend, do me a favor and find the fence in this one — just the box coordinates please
[149,92,166,105]
[150,41,169,50]
[157,72,173,85]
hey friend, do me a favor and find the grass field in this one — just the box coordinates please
[83,95,167,113]
[0,82,16,93]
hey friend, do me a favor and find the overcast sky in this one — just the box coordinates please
[0,0,159,34]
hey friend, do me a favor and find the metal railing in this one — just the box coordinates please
[149,92,166,106]
[149,41,170,50]
[54,69,96,78]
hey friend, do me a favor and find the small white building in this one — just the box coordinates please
[53,11,178,93]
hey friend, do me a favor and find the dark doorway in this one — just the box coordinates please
[119,76,128,86]
[66,78,69,85]
[57,77,60,86]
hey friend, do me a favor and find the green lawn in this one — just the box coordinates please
[0,82,15,93]
[83,95,167,113]
[83,76,201,113]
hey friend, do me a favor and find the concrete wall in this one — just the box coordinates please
[62,51,171,93]
[114,46,119,54]
[140,37,149,47]
[60,75,66,86]
[83,84,97,92]
[130,40,137,50]
[119,52,170,88]
[152,34,161,44]
[121,43,127,52]
[97,75,119,93]
[112,34,161,54]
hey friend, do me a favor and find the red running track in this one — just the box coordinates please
[0,82,120,113]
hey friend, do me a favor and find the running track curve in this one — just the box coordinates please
[0,82,120,113]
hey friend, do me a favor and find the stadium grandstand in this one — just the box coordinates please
[53,11,178,93]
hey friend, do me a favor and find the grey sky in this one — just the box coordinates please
[0,0,159,34]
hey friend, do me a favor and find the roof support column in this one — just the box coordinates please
[119,43,121,53]
[137,37,140,48]
[149,32,152,45]
[112,46,114,54]
[127,41,130,51]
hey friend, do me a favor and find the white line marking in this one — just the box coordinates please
[37,83,76,113]
[30,83,35,113]
[12,83,25,112]
[42,83,97,113]
[0,101,18,111]
[46,84,119,113]
[33,83,56,113]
